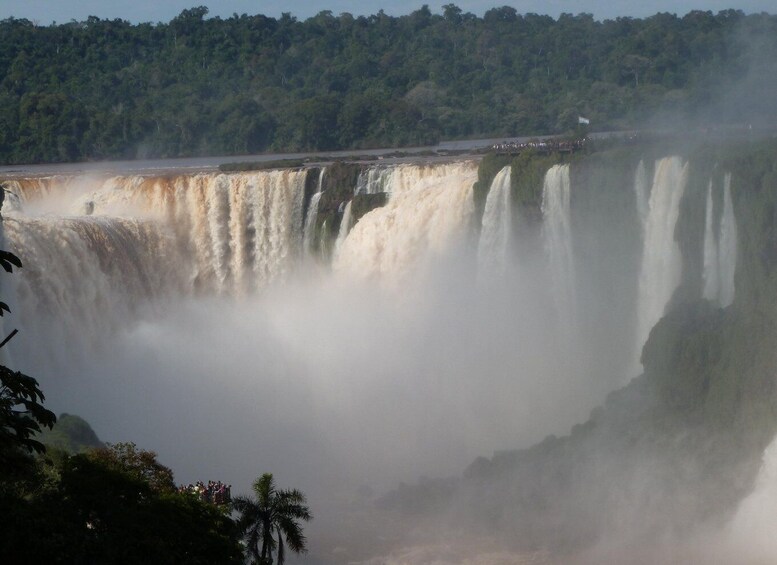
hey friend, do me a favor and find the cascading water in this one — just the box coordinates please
[303,168,326,257]
[701,173,737,308]
[334,200,353,257]
[3,157,711,405]
[718,173,737,307]
[634,159,650,229]
[3,176,121,216]
[316,166,326,193]
[355,166,393,195]
[6,170,308,295]
[542,164,577,334]
[635,156,688,366]
[2,152,758,564]
[4,161,485,325]
[354,162,478,196]
[3,214,184,369]
[477,166,512,278]
[334,162,478,281]
[702,181,720,302]
[303,192,323,256]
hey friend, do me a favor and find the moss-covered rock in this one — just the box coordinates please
[350,192,388,225]
[312,161,362,260]
[508,151,565,223]
[38,413,103,455]
[472,153,513,230]
[474,151,575,236]
[381,137,777,554]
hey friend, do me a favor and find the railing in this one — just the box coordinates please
[492,138,586,155]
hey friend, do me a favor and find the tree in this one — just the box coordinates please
[0,191,241,563]
[36,412,104,454]
[443,4,463,24]
[232,473,312,565]
[86,441,176,493]
[2,434,244,563]
[0,365,56,478]
[0,195,56,483]
[50,452,243,564]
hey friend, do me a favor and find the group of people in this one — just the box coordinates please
[491,138,586,154]
[179,480,232,506]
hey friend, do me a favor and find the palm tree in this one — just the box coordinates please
[232,473,312,565]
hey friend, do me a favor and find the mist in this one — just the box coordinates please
[643,13,777,137]
[23,262,603,561]
[1,164,641,562]
[3,133,776,562]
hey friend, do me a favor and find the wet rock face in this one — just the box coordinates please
[350,192,388,225]
[377,139,777,555]
[314,162,363,257]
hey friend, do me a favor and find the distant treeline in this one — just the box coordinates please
[1,6,775,164]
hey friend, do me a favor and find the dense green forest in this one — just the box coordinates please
[1,5,775,164]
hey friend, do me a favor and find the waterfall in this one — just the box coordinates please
[1,155,758,559]
[355,167,393,195]
[542,164,576,332]
[334,200,353,256]
[634,159,649,229]
[205,176,232,291]
[334,162,478,282]
[718,173,737,307]
[701,173,737,308]
[635,156,688,364]
[302,180,325,256]
[303,168,326,257]
[702,181,720,301]
[0,195,11,366]
[353,162,476,196]
[1,170,312,368]
[4,170,307,295]
[477,166,512,278]
[303,192,323,256]
[166,171,306,292]
[228,175,251,294]
[317,166,326,193]
[3,215,184,367]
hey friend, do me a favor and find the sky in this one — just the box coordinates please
[0,0,773,25]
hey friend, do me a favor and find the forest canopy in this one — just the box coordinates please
[0,5,775,164]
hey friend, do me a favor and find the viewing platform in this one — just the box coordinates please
[492,138,587,155]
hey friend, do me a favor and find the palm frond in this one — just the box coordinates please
[276,489,312,521]
[277,515,307,554]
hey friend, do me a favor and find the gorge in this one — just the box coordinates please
[2,137,776,563]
